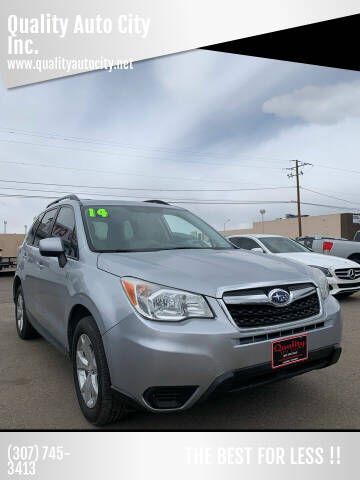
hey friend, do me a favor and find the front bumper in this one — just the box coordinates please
[328,276,360,295]
[103,294,342,412]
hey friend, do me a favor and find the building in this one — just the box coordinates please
[0,234,25,257]
[222,213,360,240]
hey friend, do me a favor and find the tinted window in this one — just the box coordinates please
[303,238,314,249]
[354,231,360,242]
[260,236,309,253]
[84,205,234,252]
[33,209,57,247]
[229,237,259,250]
[26,213,44,245]
[52,207,78,258]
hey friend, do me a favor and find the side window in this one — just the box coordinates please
[33,209,57,247]
[229,237,244,248]
[52,206,78,258]
[243,238,261,250]
[303,238,314,248]
[230,237,259,250]
[26,213,44,245]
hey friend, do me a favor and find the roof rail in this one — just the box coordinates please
[144,199,170,205]
[47,195,82,208]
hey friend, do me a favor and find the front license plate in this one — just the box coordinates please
[272,334,308,369]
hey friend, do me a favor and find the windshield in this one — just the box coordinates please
[83,205,234,252]
[260,236,310,253]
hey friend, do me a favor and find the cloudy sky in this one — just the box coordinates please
[1,50,360,234]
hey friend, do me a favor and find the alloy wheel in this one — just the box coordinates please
[16,293,24,332]
[76,333,98,408]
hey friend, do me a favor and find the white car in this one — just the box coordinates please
[227,234,360,297]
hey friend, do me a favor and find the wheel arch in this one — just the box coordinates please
[67,296,107,356]
[13,275,22,302]
[347,253,360,264]
[67,304,93,356]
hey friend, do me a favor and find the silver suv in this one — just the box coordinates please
[14,196,342,425]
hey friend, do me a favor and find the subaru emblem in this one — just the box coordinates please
[268,288,291,306]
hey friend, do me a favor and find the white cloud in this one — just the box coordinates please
[262,80,360,124]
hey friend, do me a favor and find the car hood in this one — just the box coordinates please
[97,249,313,298]
[275,252,358,268]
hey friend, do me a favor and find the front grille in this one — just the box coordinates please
[337,281,360,289]
[335,268,360,280]
[238,321,325,345]
[224,285,320,328]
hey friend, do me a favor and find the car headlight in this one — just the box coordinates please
[121,277,214,321]
[310,267,330,300]
[309,265,332,277]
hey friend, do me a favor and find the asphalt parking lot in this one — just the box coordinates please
[1,272,359,430]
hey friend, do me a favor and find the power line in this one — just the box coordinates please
[0,192,359,211]
[0,159,245,187]
[0,185,300,203]
[310,162,360,176]
[171,200,360,210]
[0,178,291,193]
[301,186,360,207]
[0,137,285,170]
[0,126,290,164]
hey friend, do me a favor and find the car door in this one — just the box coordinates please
[33,205,79,347]
[20,212,44,315]
[23,208,58,323]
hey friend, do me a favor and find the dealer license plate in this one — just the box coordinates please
[271,334,308,369]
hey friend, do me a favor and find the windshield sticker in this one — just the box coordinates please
[88,208,109,218]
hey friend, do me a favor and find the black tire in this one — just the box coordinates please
[15,286,39,339]
[71,316,128,425]
[349,255,360,265]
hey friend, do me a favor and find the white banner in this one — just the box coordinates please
[1,432,357,479]
[1,0,359,87]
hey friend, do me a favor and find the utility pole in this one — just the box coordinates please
[286,160,312,237]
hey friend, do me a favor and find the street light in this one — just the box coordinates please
[223,219,231,232]
[3,220,7,234]
[260,209,266,233]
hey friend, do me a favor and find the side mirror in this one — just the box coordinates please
[251,247,265,253]
[39,237,67,267]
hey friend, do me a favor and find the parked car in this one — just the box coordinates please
[227,234,360,297]
[296,235,360,265]
[14,196,342,425]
